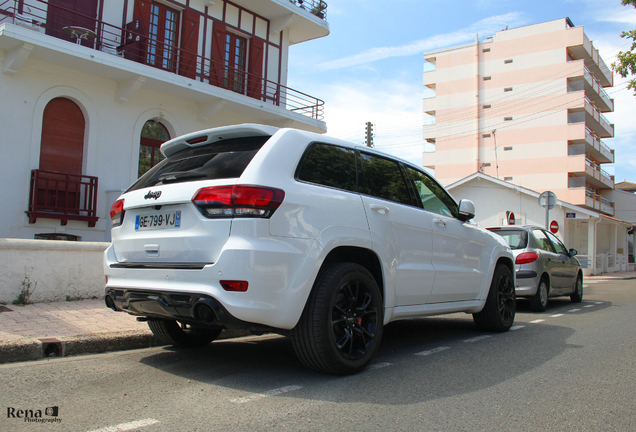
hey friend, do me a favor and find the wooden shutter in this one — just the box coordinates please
[210,22,227,87]
[178,9,200,79]
[247,37,264,99]
[39,98,85,175]
[132,0,152,33]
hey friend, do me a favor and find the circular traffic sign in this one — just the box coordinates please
[539,191,557,210]
[550,220,559,233]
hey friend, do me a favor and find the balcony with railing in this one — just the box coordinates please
[567,28,613,87]
[568,61,614,113]
[567,154,614,190]
[0,0,325,128]
[567,97,614,138]
[27,169,99,226]
[568,125,614,164]
[566,181,614,215]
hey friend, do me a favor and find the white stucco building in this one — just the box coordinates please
[0,0,329,242]
[448,173,635,274]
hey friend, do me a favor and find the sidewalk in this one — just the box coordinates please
[1,271,635,364]
[0,299,248,364]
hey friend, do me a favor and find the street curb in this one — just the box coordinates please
[0,329,252,364]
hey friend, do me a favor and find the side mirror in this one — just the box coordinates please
[569,248,578,256]
[457,199,475,222]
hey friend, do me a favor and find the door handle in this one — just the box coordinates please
[370,204,390,215]
[433,218,447,227]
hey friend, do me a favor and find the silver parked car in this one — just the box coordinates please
[487,226,583,312]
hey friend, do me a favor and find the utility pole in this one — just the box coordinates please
[492,129,499,179]
[365,122,374,147]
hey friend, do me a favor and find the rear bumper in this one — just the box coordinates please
[105,288,276,333]
[514,270,539,297]
[104,230,320,330]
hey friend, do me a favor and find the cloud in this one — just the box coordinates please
[316,12,528,70]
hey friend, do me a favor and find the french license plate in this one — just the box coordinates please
[135,211,181,231]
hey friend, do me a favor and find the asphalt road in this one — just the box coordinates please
[1,278,635,432]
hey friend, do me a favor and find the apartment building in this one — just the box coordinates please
[0,0,329,242]
[422,18,616,216]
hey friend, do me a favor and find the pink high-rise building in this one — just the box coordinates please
[422,18,615,215]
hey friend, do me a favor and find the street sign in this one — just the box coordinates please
[507,212,515,225]
[538,191,557,210]
[550,220,559,233]
[566,212,576,219]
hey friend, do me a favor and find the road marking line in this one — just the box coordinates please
[86,418,160,432]
[584,305,595,308]
[595,301,604,305]
[415,346,451,356]
[550,313,564,318]
[569,309,581,313]
[530,319,545,323]
[584,280,603,284]
[366,362,392,371]
[230,385,302,404]
[510,325,525,331]
[463,335,491,343]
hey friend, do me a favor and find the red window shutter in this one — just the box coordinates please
[179,9,200,79]
[39,98,85,175]
[247,38,264,99]
[210,22,227,87]
[133,0,152,33]
[121,0,152,62]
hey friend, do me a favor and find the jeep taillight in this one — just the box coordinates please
[110,199,125,227]
[515,252,539,265]
[192,185,285,218]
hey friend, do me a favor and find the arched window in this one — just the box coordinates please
[40,97,85,174]
[138,120,170,177]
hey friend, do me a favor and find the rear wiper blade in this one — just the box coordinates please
[157,172,208,183]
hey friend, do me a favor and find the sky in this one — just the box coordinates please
[287,0,636,184]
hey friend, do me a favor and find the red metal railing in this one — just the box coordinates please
[0,0,324,121]
[27,169,99,227]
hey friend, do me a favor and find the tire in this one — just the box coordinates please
[147,319,221,348]
[291,262,384,375]
[530,277,549,312]
[570,274,583,303]
[473,264,516,332]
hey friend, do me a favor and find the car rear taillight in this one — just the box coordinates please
[192,185,285,219]
[515,252,539,265]
[110,199,125,227]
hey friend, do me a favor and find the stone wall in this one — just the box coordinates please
[0,239,109,304]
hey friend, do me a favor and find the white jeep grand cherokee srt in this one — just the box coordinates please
[104,124,515,374]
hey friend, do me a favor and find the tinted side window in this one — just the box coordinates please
[404,166,458,217]
[296,143,357,192]
[532,230,556,252]
[128,136,269,191]
[358,152,412,205]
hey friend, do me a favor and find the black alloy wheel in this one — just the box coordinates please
[473,264,516,332]
[291,262,384,375]
[331,277,379,361]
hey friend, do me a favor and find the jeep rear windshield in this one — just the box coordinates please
[127,136,270,192]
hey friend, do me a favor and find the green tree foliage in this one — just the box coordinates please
[612,0,636,95]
